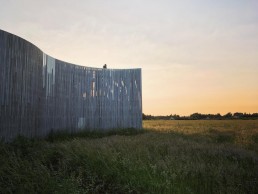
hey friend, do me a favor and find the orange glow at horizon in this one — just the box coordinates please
[143,94,258,116]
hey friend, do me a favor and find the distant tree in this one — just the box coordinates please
[223,112,232,119]
[142,113,154,120]
[215,113,222,119]
[252,113,258,117]
[233,112,244,118]
[172,114,180,120]
[190,113,205,120]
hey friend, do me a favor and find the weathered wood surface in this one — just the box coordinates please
[0,29,142,141]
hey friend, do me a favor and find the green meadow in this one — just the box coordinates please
[1,120,258,193]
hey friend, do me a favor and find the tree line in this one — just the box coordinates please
[142,112,258,120]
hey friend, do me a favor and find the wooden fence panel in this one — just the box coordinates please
[0,29,142,142]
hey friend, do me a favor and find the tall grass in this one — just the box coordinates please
[144,120,258,152]
[0,121,258,193]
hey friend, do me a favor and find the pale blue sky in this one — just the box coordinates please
[1,0,258,115]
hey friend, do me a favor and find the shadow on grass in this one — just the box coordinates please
[207,128,236,143]
[253,133,258,143]
[5,126,255,148]
[145,127,237,144]
[46,128,145,142]
[146,127,258,154]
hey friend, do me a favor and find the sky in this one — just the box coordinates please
[0,0,258,116]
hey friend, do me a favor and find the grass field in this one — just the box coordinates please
[0,120,258,193]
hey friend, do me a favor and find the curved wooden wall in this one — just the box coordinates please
[0,29,142,141]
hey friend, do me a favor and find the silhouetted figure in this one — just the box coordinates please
[103,64,107,69]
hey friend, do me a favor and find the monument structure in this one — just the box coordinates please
[0,29,142,141]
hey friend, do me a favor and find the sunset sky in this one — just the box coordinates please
[0,0,258,116]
